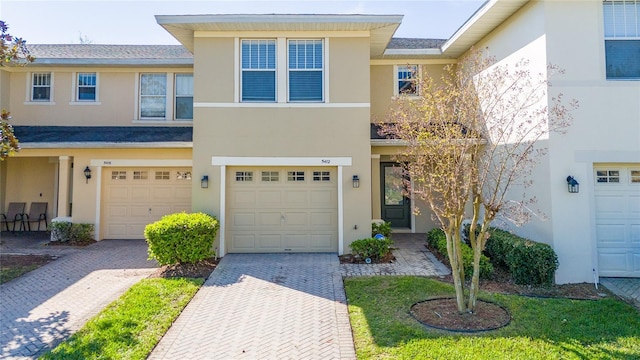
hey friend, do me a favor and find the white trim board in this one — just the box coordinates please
[212,156,352,166]
[194,102,369,108]
[90,159,193,167]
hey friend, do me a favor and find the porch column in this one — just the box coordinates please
[371,154,381,219]
[57,156,71,217]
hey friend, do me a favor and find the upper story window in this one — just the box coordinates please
[140,73,167,119]
[288,39,323,102]
[241,39,276,102]
[31,73,51,101]
[175,74,193,120]
[77,72,97,101]
[396,65,419,96]
[603,0,640,79]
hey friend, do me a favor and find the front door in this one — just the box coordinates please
[380,163,411,228]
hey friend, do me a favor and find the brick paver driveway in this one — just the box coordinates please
[149,253,355,360]
[0,239,157,359]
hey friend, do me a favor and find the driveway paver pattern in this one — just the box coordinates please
[149,253,355,360]
[600,277,640,309]
[0,238,156,359]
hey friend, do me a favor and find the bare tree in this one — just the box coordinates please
[381,49,577,313]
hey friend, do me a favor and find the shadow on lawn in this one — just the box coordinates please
[345,276,640,359]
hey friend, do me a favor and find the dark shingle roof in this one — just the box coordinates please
[28,44,193,65]
[14,126,193,143]
[387,38,446,49]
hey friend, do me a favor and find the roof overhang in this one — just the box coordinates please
[29,59,193,67]
[19,142,193,149]
[156,14,403,56]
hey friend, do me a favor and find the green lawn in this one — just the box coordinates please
[345,276,640,360]
[0,265,40,284]
[40,278,203,360]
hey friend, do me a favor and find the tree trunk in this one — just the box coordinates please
[467,193,482,312]
[445,224,467,313]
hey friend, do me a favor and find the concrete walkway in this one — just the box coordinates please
[0,233,157,359]
[600,277,640,309]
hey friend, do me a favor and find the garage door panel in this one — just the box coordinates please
[233,212,256,226]
[175,187,192,200]
[596,195,625,214]
[284,234,310,249]
[631,196,640,214]
[232,234,256,250]
[310,190,333,206]
[233,191,256,206]
[284,212,307,226]
[107,205,129,218]
[151,206,171,217]
[170,204,191,213]
[311,234,333,249]
[632,225,640,243]
[258,212,282,226]
[311,212,332,226]
[596,224,626,245]
[131,188,151,201]
[130,206,150,218]
[108,224,127,236]
[260,235,282,249]
[599,251,629,272]
[284,191,308,206]
[258,191,282,206]
[108,187,130,201]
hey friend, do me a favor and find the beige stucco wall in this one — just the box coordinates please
[194,37,235,103]
[6,66,192,126]
[0,70,10,110]
[2,156,57,224]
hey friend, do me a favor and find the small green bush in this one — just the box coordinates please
[371,221,392,239]
[144,212,219,266]
[48,221,94,244]
[485,228,559,286]
[426,228,493,279]
[350,237,393,261]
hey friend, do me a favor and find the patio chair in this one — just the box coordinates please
[0,202,26,232]
[24,202,48,231]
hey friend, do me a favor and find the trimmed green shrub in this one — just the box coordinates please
[485,228,558,286]
[144,212,219,266]
[350,237,393,261]
[371,221,392,239]
[426,228,493,279]
[48,221,94,244]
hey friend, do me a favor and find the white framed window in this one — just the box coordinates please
[261,171,279,182]
[395,65,419,96]
[241,39,276,102]
[287,171,305,182]
[313,171,330,182]
[77,72,97,101]
[155,171,170,180]
[133,170,148,180]
[111,171,127,180]
[603,0,640,79]
[235,171,254,182]
[140,73,167,119]
[175,73,193,120]
[288,39,323,102]
[177,171,192,180]
[596,169,621,183]
[31,73,51,101]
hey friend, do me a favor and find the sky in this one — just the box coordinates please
[0,0,485,45]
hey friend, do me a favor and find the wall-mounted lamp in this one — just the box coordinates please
[201,175,209,189]
[352,175,360,188]
[566,176,579,193]
[84,166,92,184]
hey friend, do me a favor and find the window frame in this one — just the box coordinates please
[287,39,324,102]
[240,39,277,103]
[31,72,52,102]
[139,73,168,120]
[603,0,640,80]
[174,73,194,120]
[76,72,97,102]
[394,65,420,96]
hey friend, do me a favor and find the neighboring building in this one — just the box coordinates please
[1,0,638,283]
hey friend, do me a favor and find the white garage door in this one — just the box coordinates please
[227,167,338,253]
[595,166,640,277]
[103,167,192,239]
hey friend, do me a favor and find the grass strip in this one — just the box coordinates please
[345,276,640,360]
[41,277,203,360]
[0,265,41,284]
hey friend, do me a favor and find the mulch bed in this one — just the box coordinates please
[147,257,219,279]
[339,252,396,264]
[410,298,511,332]
[45,239,97,247]
[0,254,57,267]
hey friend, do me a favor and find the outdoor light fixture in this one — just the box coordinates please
[352,175,360,188]
[201,175,209,189]
[84,166,92,184]
[566,176,579,193]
